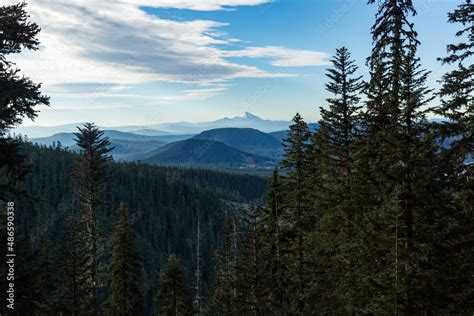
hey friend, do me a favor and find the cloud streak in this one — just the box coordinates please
[8,0,327,101]
[224,46,331,67]
[120,0,274,11]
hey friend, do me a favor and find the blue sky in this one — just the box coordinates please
[12,0,461,126]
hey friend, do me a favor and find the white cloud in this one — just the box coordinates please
[224,46,331,67]
[41,104,133,111]
[6,0,326,101]
[51,87,231,102]
[10,0,253,85]
[119,0,274,11]
[161,86,230,101]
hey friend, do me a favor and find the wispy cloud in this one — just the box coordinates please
[161,86,231,101]
[7,0,326,102]
[224,46,331,67]
[49,83,235,102]
[121,0,274,11]
[47,83,131,95]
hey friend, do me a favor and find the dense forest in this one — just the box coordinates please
[0,139,268,315]
[0,0,473,315]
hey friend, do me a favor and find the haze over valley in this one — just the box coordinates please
[22,113,319,169]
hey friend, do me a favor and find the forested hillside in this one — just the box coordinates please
[0,142,268,315]
[193,128,283,159]
[142,139,275,169]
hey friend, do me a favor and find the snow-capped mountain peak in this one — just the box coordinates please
[236,112,261,120]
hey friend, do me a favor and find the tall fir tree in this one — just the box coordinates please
[72,122,112,314]
[362,0,419,199]
[280,113,312,314]
[358,0,450,313]
[236,206,266,316]
[193,206,203,316]
[34,234,60,314]
[316,46,364,176]
[395,43,441,313]
[0,2,51,304]
[432,0,474,312]
[360,3,420,313]
[105,203,144,316]
[0,2,49,201]
[208,212,239,316]
[156,254,193,316]
[308,46,364,313]
[436,0,473,212]
[259,169,289,314]
[60,214,89,315]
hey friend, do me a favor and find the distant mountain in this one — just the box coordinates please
[268,130,288,143]
[193,128,283,159]
[130,129,173,136]
[15,112,298,138]
[14,124,172,138]
[149,134,195,143]
[213,112,266,124]
[103,130,167,142]
[106,139,166,161]
[14,123,87,139]
[31,130,167,160]
[141,112,294,135]
[31,130,168,146]
[31,132,78,147]
[142,139,275,169]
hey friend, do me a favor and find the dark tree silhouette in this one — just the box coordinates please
[0,2,49,201]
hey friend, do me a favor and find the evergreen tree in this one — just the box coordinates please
[314,46,364,184]
[34,234,60,314]
[208,213,239,315]
[309,46,364,313]
[156,254,192,316]
[61,214,89,315]
[358,0,448,313]
[431,0,474,312]
[366,0,418,118]
[0,2,49,201]
[394,44,440,313]
[105,203,144,315]
[361,3,420,312]
[259,170,289,314]
[362,0,419,196]
[72,122,112,314]
[193,207,203,316]
[236,206,266,316]
[436,0,473,210]
[280,113,312,314]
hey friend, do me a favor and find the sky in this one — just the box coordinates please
[9,0,462,127]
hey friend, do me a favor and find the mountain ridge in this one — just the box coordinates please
[193,127,283,159]
[15,112,302,138]
[142,138,275,169]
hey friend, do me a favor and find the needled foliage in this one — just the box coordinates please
[72,122,113,315]
[0,2,49,201]
[156,254,193,316]
[105,203,144,316]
